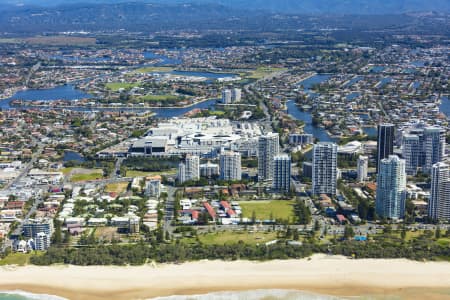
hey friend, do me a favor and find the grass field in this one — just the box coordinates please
[404,230,425,241]
[244,67,288,79]
[24,36,96,46]
[0,252,41,266]
[106,82,141,91]
[126,169,177,177]
[61,167,75,175]
[134,66,175,73]
[207,110,226,116]
[137,94,186,102]
[105,182,129,194]
[238,200,295,221]
[0,38,20,44]
[70,169,104,182]
[197,231,277,245]
[437,238,450,246]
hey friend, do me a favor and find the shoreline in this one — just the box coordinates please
[6,97,216,112]
[1,255,450,300]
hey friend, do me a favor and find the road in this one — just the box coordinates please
[25,62,41,87]
[243,70,288,133]
[112,157,125,179]
[4,141,44,191]
[163,186,176,234]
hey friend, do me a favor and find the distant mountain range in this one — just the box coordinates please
[0,1,447,35]
[3,0,450,14]
[0,2,253,33]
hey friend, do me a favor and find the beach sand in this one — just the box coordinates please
[1,254,450,300]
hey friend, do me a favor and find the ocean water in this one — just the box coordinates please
[0,291,67,300]
[150,289,345,300]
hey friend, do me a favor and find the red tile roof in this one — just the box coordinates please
[203,202,216,219]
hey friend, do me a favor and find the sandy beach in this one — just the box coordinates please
[1,255,450,299]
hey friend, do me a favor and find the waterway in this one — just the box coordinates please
[362,127,377,138]
[343,75,363,88]
[376,77,392,89]
[153,99,216,118]
[0,85,92,109]
[0,83,218,118]
[297,74,332,90]
[411,60,426,67]
[369,66,385,73]
[346,92,360,101]
[439,96,450,117]
[286,100,335,143]
[63,151,85,162]
[143,51,182,66]
[2,90,217,118]
[289,74,335,142]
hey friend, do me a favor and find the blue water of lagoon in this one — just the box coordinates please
[143,51,182,66]
[297,74,331,90]
[412,81,421,89]
[63,151,85,162]
[286,100,335,143]
[369,66,385,73]
[150,99,216,118]
[439,96,450,117]
[376,77,392,89]
[343,75,363,88]
[411,60,426,67]
[0,85,92,109]
[346,92,360,101]
[0,83,217,119]
[363,127,377,137]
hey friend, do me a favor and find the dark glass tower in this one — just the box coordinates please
[377,123,395,173]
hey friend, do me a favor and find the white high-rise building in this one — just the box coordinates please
[423,127,446,173]
[401,125,446,174]
[34,232,51,251]
[429,162,450,222]
[312,142,337,196]
[177,162,186,183]
[145,179,161,198]
[23,218,53,239]
[232,88,242,103]
[177,155,200,184]
[402,134,421,175]
[258,133,279,181]
[376,155,406,220]
[220,151,242,181]
[200,162,220,177]
[221,89,232,104]
[273,154,291,193]
[357,155,369,182]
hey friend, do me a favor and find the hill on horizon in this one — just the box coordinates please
[3,0,450,14]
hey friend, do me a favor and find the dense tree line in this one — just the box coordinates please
[330,240,450,260]
[123,157,179,172]
[293,200,312,225]
[338,180,375,221]
[30,242,317,266]
[29,233,450,266]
